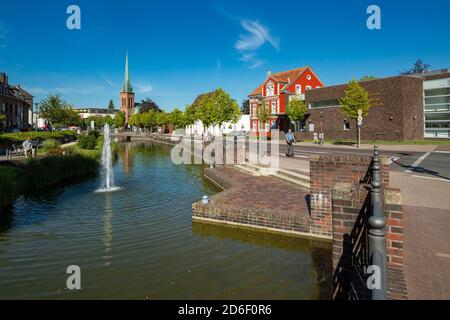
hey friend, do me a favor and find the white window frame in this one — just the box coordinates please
[266,82,275,96]
[295,84,301,95]
[271,100,277,114]
[306,85,312,91]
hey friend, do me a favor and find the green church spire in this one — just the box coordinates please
[122,52,133,93]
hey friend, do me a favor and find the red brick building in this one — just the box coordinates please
[120,52,135,124]
[248,66,324,135]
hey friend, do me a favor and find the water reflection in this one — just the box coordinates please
[101,193,113,266]
[0,142,332,299]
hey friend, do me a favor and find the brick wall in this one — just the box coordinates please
[309,154,389,237]
[301,76,424,141]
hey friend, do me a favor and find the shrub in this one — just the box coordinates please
[20,155,99,191]
[0,166,21,209]
[42,139,62,152]
[0,131,76,146]
[78,131,99,150]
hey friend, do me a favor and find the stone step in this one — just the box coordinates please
[234,164,261,176]
[272,168,310,191]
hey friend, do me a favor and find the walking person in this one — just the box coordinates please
[285,129,295,157]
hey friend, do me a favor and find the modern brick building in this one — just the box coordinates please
[0,72,33,131]
[248,66,324,135]
[302,76,425,141]
[419,69,450,139]
[120,53,135,124]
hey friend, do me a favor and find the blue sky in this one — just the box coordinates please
[0,0,449,111]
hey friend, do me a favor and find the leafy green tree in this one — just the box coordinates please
[169,108,185,129]
[141,110,157,130]
[286,97,307,131]
[184,104,199,126]
[214,88,241,131]
[114,111,126,128]
[339,79,372,120]
[197,93,217,132]
[400,59,430,75]
[104,115,114,126]
[257,101,270,131]
[155,112,170,128]
[38,95,81,129]
[108,100,115,110]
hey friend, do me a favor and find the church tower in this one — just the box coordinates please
[120,52,135,124]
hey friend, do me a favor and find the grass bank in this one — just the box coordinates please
[0,137,118,211]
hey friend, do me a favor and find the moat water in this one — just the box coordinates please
[0,142,332,299]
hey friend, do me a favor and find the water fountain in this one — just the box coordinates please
[97,124,120,192]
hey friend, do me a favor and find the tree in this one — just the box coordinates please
[214,88,241,132]
[104,115,114,126]
[359,75,378,81]
[169,108,185,129]
[400,59,430,75]
[184,104,199,126]
[286,97,307,131]
[38,94,81,129]
[339,79,374,146]
[114,111,126,128]
[155,112,170,128]
[257,101,270,131]
[138,98,161,113]
[108,99,115,110]
[197,93,216,132]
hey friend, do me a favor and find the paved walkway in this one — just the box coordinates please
[295,141,439,152]
[390,171,450,299]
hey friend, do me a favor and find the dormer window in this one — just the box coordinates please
[266,82,275,96]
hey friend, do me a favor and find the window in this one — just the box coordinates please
[306,85,312,91]
[295,85,301,95]
[271,101,277,114]
[310,99,340,109]
[266,82,275,96]
[306,75,312,80]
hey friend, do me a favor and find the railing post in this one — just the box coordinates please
[368,145,387,300]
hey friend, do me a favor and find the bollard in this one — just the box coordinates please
[201,195,210,205]
[368,145,387,300]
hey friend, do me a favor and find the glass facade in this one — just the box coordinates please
[424,83,450,138]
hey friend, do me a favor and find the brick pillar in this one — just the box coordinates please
[384,188,408,300]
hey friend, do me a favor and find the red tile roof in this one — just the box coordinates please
[249,67,308,96]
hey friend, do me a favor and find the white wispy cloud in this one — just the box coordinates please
[235,20,279,52]
[135,83,153,94]
[101,75,119,88]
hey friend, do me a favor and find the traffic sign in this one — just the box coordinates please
[357,115,363,122]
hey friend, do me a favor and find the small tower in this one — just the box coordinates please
[120,52,135,124]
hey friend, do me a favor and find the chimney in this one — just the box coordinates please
[267,70,272,78]
[287,77,291,83]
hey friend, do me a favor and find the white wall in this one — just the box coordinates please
[186,115,250,136]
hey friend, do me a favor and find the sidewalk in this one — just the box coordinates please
[294,141,438,152]
[390,171,450,299]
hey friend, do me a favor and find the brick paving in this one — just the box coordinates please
[390,171,450,299]
[192,166,313,236]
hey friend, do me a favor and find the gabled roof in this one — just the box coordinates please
[249,67,308,96]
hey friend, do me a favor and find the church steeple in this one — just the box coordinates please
[120,51,135,124]
[122,52,133,93]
